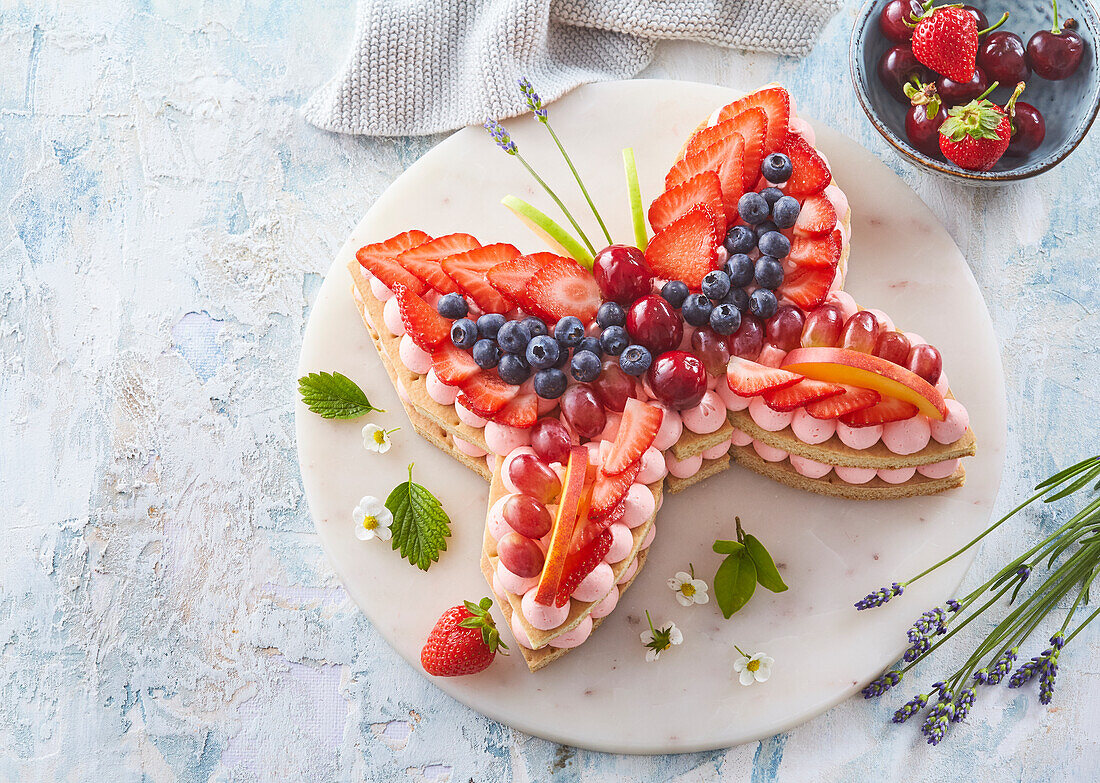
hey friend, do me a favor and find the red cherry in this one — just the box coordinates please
[960,5,989,33]
[593,245,653,305]
[626,295,684,354]
[1027,6,1085,81]
[879,0,924,43]
[936,67,988,106]
[878,46,933,103]
[977,32,1031,85]
[646,351,706,410]
[1006,102,1046,156]
[906,102,945,157]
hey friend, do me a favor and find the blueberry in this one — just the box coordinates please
[473,338,501,369]
[596,302,626,328]
[725,253,754,288]
[525,334,560,370]
[661,280,690,309]
[722,287,749,312]
[701,270,732,302]
[599,325,629,356]
[450,318,478,349]
[477,313,506,339]
[754,256,785,290]
[761,152,793,183]
[436,292,468,319]
[758,231,791,259]
[498,352,531,385]
[618,344,653,377]
[682,293,713,327]
[723,225,756,255]
[772,195,801,229]
[496,320,530,354]
[709,303,742,335]
[522,316,548,338]
[578,336,603,358]
[533,368,567,399]
[754,220,779,240]
[749,288,779,320]
[554,315,585,348]
[760,186,784,206]
[738,192,770,225]
[571,349,602,382]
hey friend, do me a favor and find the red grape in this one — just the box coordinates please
[507,453,561,503]
[503,494,554,539]
[691,327,731,376]
[729,313,765,360]
[873,330,913,366]
[907,343,943,385]
[593,360,635,412]
[497,531,545,578]
[801,304,844,348]
[593,245,653,304]
[840,311,883,353]
[646,351,707,410]
[560,384,607,439]
[766,305,806,352]
[530,418,571,463]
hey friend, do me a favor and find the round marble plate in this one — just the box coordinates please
[296,80,1006,754]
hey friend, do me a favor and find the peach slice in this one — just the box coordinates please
[535,446,594,606]
[781,347,947,421]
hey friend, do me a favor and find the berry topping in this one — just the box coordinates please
[430,342,481,385]
[554,315,586,348]
[771,195,802,229]
[781,134,832,196]
[498,352,532,385]
[758,231,791,259]
[497,320,530,354]
[397,234,482,294]
[450,318,478,349]
[804,384,882,420]
[457,371,520,417]
[626,295,684,354]
[647,350,707,410]
[793,194,838,236]
[725,253,755,287]
[725,355,803,396]
[761,152,794,183]
[761,378,846,412]
[660,280,690,309]
[643,204,724,290]
[749,288,779,319]
[473,338,502,369]
[709,302,742,335]
[477,313,506,339]
[486,251,557,311]
[590,460,642,520]
[702,269,732,301]
[720,106,768,191]
[599,325,630,356]
[648,170,725,233]
[724,225,756,255]
[839,395,921,427]
[619,344,654,377]
[526,334,561,370]
[593,360,636,412]
[754,257,785,290]
[358,229,432,260]
[529,255,603,321]
[715,86,791,156]
[729,313,766,360]
[392,283,451,350]
[493,392,538,428]
[533,367,568,399]
[578,336,603,358]
[522,316,548,338]
[356,248,427,296]
[592,244,654,306]
[723,287,749,312]
[421,598,506,677]
[738,191,770,224]
[553,528,614,607]
[666,132,746,223]
[441,243,520,313]
[691,327,732,375]
[682,293,714,327]
[787,229,843,269]
[571,349,602,382]
[777,264,836,309]
[436,292,469,319]
[597,301,626,328]
[604,397,663,475]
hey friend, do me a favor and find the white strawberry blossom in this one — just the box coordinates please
[352,495,392,542]
[733,646,774,686]
[667,565,709,607]
[362,424,399,453]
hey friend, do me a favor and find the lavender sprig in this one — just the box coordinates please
[516,78,613,246]
[892,693,928,723]
[861,670,902,699]
[855,582,903,610]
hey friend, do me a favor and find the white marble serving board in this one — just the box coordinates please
[295,80,1006,753]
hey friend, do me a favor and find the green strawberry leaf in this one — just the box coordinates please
[385,464,452,571]
[744,534,789,594]
[714,550,758,619]
[298,371,382,419]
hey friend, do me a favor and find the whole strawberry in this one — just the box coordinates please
[421,598,508,676]
[938,82,1025,171]
[911,4,1007,83]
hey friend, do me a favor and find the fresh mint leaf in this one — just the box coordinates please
[385,464,451,571]
[745,534,788,594]
[714,550,757,619]
[298,371,382,419]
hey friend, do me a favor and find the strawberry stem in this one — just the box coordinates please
[978,11,1010,35]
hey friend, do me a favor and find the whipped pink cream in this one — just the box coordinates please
[790,454,833,479]
[484,421,531,456]
[702,438,732,460]
[399,334,432,375]
[752,439,789,463]
[454,436,487,458]
[730,427,754,447]
[640,523,656,549]
[826,290,858,322]
[882,416,931,455]
[368,275,394,301]
[878,466,917,484]
[621,483,656,528]
[681,391,727,434]
[550,615,593,649]
[637,446,668,484]
[930,399,969,444]
[756,344,788,368]
[425,368,458,405]
[455,397,487,428]
[606,523,634,563]
[836,421,883,450]
[918,459,960,479]
[791,408,836,444]
[589,582,619,618]
[651,405,683,451]
[665,451,702,479]
[486,495,511,539]
[497,560,538,595]
[616,557,639,585]
[521,588,569,630]
[572,562,615,603]
[382,296,405,336]
[718,381,752,412]
[510,611,535,649]
[834,465,877,484]
[749,395,794,432]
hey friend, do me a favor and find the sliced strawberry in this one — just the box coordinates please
[783,134,831,196]
[392,283,450,350]
[793,194,838,237]
[492,393,537,429]
[777,264,837,309]
[839,395,920,427]
[723,107,767,191]
[486,252,557,311]
[526,256,602,322]
[396,233,480,295]
[356,250,426,296]
[762,378,846,412]
[604,398,663,475]
[442,244,520,313]
[713,134,747,224]
[644,205,723,290]
[554,527,614,607]
[456,371,519,417]
[429,342,480,385]
[648,171,724,233]
[787,230,842,270]
[683,121,730,160]
[357,230,432,259]
[666,129,741,189]
[726,355,803,397]
[805,385,882,420]
[590,460,642,519]
[716,87,790,155]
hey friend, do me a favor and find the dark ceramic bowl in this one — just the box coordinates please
[851,0,1100,182]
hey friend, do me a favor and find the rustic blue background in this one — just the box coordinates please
[1,1,1097,780]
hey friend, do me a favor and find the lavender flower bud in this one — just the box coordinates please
[904,635,931,663]
[1016,565,1031,581]
[892,693,929,724]
[1039,650,1059,704]
[1008,655,1043,688]
[946,598,962,613]
[483,120,518,154]
[855,582,903,610]
[1050,632,1065,650]
[517,78,548,120]
[951,688,976,723]
[862,670,902,699]
[972,668,989,685]
[986,647,1017,685]
[921,700,954,745]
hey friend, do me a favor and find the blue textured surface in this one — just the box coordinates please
[1,1,1098,780]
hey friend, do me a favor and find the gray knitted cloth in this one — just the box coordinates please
[303,0,839,137]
